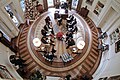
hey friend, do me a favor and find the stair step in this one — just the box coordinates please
[88,55,96,63]
[28,63,38,71]
[93,37,99,43]
[89,54,101,75]
[92,45,98,50]
[93,41,98,47]
[90,52,98,60]
[80,67,87,74]
[22,29,28,34]
[30,66,42,73]
[26,59,34,66]
[92,31,98,36]
[19,44,26,50]
[85,59,94,68]
[19,40,26,45]
[77,66,82,71]
[89,25,94,29]
[82,62,91,71]
[24,58,33,64]
[88,23,93,27]
[27,62,36,70]
[91,27,95,31]
[21,52,29,58]
[22,54,30,60]
[43,71,51,76]
[23,27,29,31]
[73,68,80,75]
[19,47,27,53]
[88,21,92,25]
[91,49,99,56]
[86,19,91,23]
[68,71,76,78]
[20,33,27,38]
[92,32,98,37]
[19,36,26,42]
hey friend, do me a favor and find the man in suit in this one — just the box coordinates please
[66,38,75,49]
[41,29,48,37]
[65,31,73,42]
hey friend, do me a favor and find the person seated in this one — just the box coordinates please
[44,52,54,61]
[64,2,68,9]
[41,29,48,37]
[41,36,55,46]
[54,11,60,19]
[66,17,71,23]
[44,24,54,35]
[45,16,51,25]
[72,18,77,26]
[57,17,62,26]
[69,14,74,21]
[9,55,26,68]
[51,45,57,58]
[66,38,75,49]
[71,25,78,33]
[67,25,74,32]
[65,31,73,42]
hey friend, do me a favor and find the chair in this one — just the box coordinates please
[79,6,89,18]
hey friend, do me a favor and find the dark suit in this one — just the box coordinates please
[66,32,73,41]
[41,29,47,37]
[66,38,75,49]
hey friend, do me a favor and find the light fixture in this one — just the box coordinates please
[76,38,85,49]
[33,38,41,47]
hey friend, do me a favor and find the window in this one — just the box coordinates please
[20,0,25,12]
[72,0,79,9]
[0,29,10,41]
[47,0,54,7]
[4,4,19,26]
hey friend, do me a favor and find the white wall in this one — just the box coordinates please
[81,0,118,27]
[0,43,23,79]
[0,0,26,39]
[93,0,120,79]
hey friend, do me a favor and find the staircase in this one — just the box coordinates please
[17,16,101,79]
[18,24,40,78]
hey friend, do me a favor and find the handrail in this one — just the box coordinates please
[0,64,14,79]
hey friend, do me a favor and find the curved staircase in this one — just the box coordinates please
[17,16,101,79]
[18,24,39,77]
